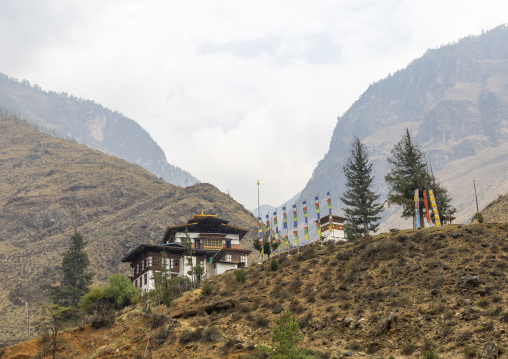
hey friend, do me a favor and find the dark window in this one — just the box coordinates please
[226,240,231,248]
[144,273,148,286]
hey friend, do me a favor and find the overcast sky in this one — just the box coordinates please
[0,1,506,210]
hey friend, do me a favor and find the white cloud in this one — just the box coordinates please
[0,0,507,209]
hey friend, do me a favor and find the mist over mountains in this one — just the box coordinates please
[291,24,508,233]
[0,74,199,187]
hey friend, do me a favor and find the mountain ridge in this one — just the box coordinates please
[0,74,198,187]
[296,24,508,232]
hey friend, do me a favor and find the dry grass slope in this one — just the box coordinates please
[3,222,508,358]
[0,115,258,346]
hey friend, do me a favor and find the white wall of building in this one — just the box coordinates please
[321,227,346,241]
[213,262,238,276]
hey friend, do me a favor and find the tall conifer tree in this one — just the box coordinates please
[385,128,454,227]
[49,232,94,307]
[340,137,383,237]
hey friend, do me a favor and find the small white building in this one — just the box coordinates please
[121,213,252,292]
[317,214,347,241]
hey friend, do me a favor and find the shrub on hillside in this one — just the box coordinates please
[104,273,139,308]
[234,269,247,283]
[201,281,215,297]
[179,329,202,344]
[202,325,221,342]
[260,311,310,358]
[79,287,116,328]
[254,314,270,328]
[271,259,279,271]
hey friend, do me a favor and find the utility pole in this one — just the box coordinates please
[473,179,480,214]
[257,180,262,263]
[26,302,30,339]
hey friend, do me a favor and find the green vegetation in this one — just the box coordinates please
[341,136,383,237]
[104,273,139,308]
[234,268,248,283]
[46,232,94,307]
[385,128,455,226]
[201,280,215,297]
[34,304,74,359]
[253,233,280,260]
[270,259,279,271]
[261,311,313,358]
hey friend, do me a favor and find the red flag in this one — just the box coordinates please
[423,190,430,224]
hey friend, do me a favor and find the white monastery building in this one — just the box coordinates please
[121,213,251,292]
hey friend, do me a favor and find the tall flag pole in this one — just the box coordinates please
[315,195,321,238]
[273,209,279,244]
[293,203,299,250]
[428,189,442,227]
[283,205,288,244]
[414,189,421,229]
[327,190,333,236]
[423,190,430,225]
[303,200,309,241]
[257,180,262,263]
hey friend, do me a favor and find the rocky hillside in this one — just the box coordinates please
[296,25,508,232]
[478,193,508,224]
[3,222,508,358]
[0,115,257,346]
[0,75,198,187]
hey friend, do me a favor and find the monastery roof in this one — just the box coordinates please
[316,214,347,225]
[162,214,249,243]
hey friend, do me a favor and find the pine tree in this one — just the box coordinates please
[385,128,454,227]
[340,137,383,237]
[48,232,94,307]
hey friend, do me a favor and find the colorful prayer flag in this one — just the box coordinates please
[266,213,271,238]
[293,204,299,245]
[315,196,321,237]
[414,189,421,229]
[303,200,309,241]
[258,217,263,246]
[283,205,288,243]
[428,189,441,227]
[423,190,430,224]
[273,210,279,243]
